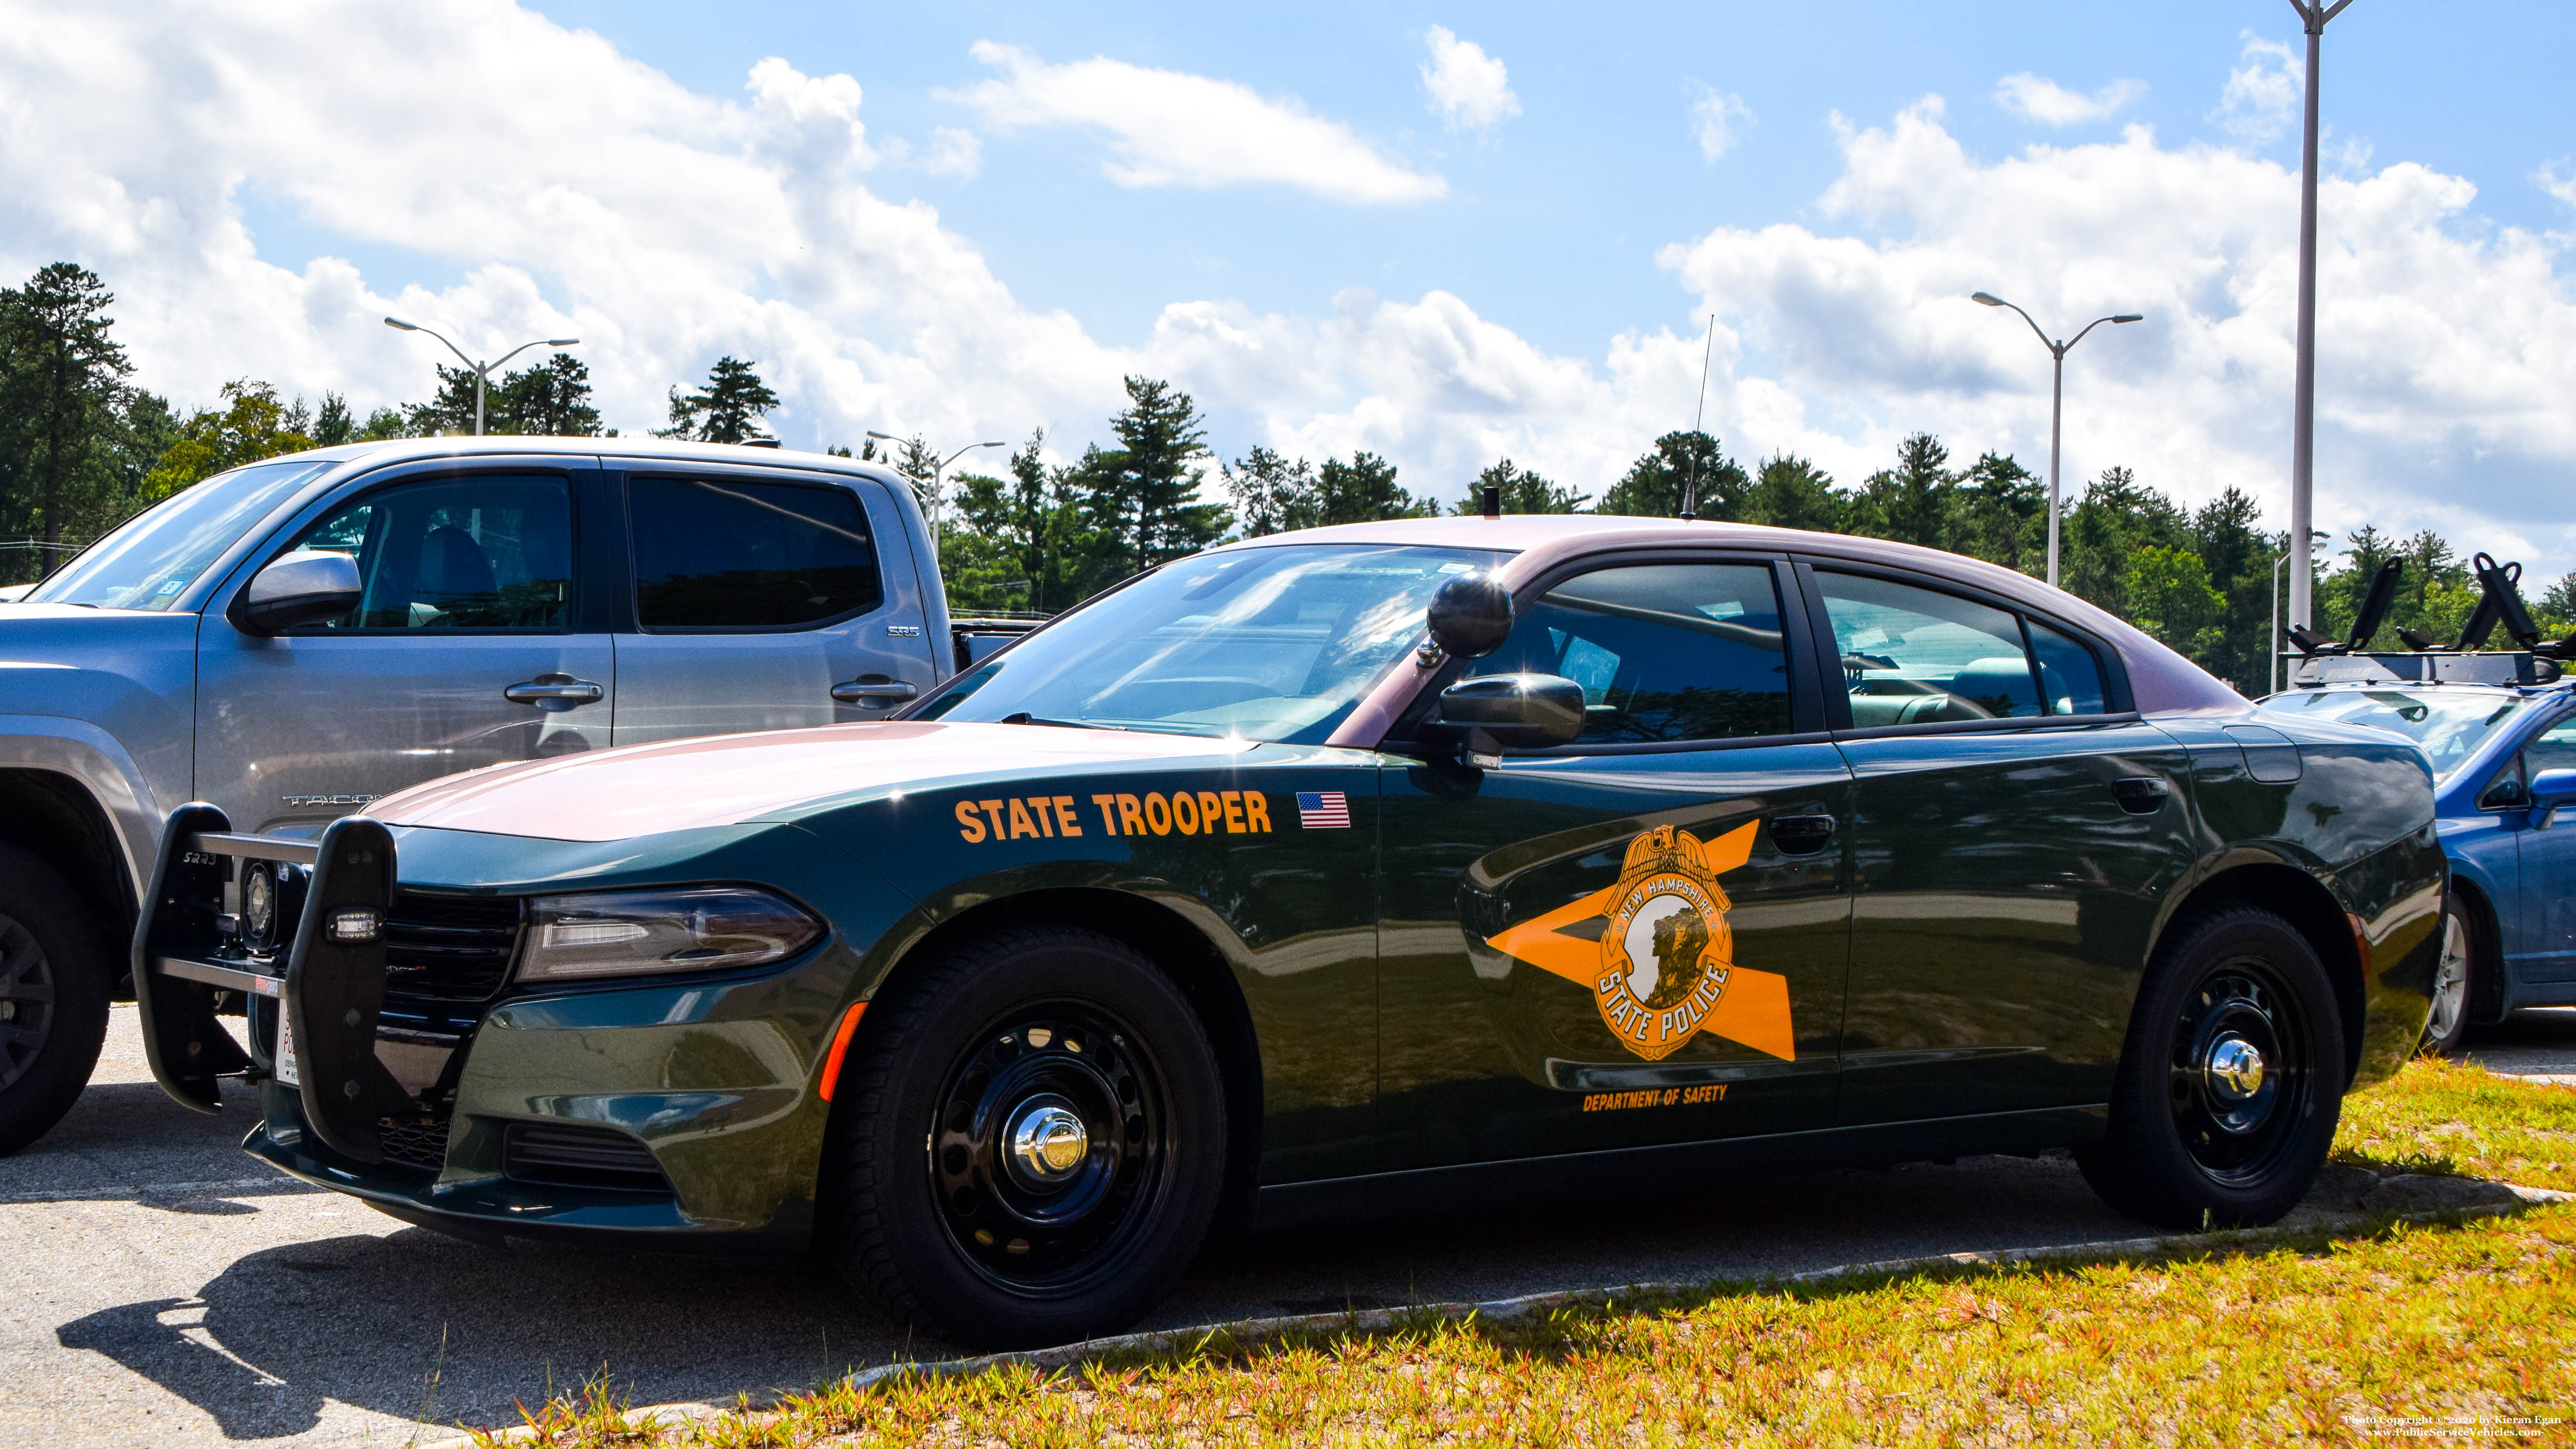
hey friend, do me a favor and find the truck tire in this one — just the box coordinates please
[818,924,1227,1349]
[2077,906,2344,1229]
[0,841,113,1155]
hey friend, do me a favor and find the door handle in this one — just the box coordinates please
[832,675,920,707]
[1768,813,1838,855]
[502,673,604,712]
[2110,777,2171,814]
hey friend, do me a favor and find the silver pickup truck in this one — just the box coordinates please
[0,436,1009,1153]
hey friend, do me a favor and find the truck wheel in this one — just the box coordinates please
[2418,900,2475,1057]
[0,842,113,1155]
[820,924,1226,1349]
[2077,906,2344,1230]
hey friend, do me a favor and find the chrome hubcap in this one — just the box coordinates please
[1007,1097,1091,1183]
[2205,1035,2266,1100]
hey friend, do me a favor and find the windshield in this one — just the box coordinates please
[25,460,331,610]
[916,543,1507,742]
[2260,687,2527,779]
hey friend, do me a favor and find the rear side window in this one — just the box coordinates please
[282,476,572,631]
[1816,571,2044,726]
[2028,620,2110,716]
[629,477,881,629]
[1465,562,1793,743]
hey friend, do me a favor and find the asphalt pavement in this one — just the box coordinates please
[7,1005,2571,1449]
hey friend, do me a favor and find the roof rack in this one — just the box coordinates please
[2280,548,2571,688]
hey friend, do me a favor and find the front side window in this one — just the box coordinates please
[1464,563,1794,743]
[1817,572,2044,726]
[2526,716,2576,778]
[281,476,572,631]
[629,476,880,629]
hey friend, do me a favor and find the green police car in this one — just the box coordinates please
[137,515,2444,1348]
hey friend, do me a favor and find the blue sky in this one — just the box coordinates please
[5,0,2571,573]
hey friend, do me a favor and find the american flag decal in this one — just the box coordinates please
[1295,791,1351,829]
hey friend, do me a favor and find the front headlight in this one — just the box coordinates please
[516,886,823,984]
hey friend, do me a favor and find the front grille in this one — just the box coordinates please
[376,1113,452,1174]
[381,892,523,1035]
[502,1122,672,1194]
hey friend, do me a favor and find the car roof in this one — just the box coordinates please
[1221,514,2242,717]
[291,434,898,479]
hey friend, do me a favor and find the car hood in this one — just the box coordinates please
[371,722,1261,842]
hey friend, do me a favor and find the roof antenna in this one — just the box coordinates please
[1680,312,1715,522]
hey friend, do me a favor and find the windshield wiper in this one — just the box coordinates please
[997,712,1123,731]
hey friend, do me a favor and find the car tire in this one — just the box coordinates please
[0,841,113,1156]
[818,924,1227,1349]
[2418,898,2476,1058]
[2077,906,2345,1230]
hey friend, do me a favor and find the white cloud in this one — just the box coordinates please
[921,127,982,179]
[2216,32,2303,145]
[1661,97,2576,573]
[3,4,2568,579]
[2541,161,2576,211]
[1419,26,1520,135]
[1993,73,2145,126]
[943,41,1444,203]
[1687,83,1754,163]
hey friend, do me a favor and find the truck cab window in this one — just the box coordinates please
[629,477,880,629]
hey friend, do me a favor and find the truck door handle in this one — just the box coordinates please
[2110,777,2171,814]
[1769,814,1837,854]
[832,675,920,707]
[502,674,604,711]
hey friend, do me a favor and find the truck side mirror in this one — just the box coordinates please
[1438,673,1586,750]
[228,550,362,636]
[1426,571,1514,660]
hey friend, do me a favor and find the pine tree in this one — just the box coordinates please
[1955,452,2046,574]
[1068,377,1229,587]
[312,393,356,446]
[1222,446,1317,537]
[658,356,778,444]
[0,263,133,553]
[1596,430,1748,519]
[1852,433,1954,549]
[1742,454,1844,533]
[497,353,602,437]
[1455,457,1584,514]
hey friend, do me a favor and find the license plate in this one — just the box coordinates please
[275,1009,300,1088]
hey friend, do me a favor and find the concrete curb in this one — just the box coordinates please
[423,1176,2569,1448]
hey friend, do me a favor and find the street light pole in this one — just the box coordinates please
[2271,528,2330,694]
[2286,0,2356,639]
[383,318,579,436]
[867,432,1007,552]
[1970,293,2143,588]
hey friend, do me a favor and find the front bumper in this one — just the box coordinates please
[134,806,905,1247]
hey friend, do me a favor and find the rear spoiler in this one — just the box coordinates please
[132,805,413,1163]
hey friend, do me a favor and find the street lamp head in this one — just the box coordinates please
[866,430,895,442]
[2110,314,2143,324]
[1971,292,2005,307]
[979,440,1006,449]
[383,316,419,331]
[547,338,579,347]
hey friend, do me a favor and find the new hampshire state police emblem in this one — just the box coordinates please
[1484,820,1795,1063]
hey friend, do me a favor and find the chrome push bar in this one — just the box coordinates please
[132,804,414,1164]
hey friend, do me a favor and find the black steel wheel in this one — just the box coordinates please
[0,841,112,1155]
[2417,899,2475,1057]
[821,924,1225,1349]
[2078,906,2344,1229]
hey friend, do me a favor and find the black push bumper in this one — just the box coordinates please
[133,804,418,1163]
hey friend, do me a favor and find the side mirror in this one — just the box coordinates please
[228,550,361,636]
[1438,673,1586,750]
[1426,571,1514,660]
[2531,768,2576,831]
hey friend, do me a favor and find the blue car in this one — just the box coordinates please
[2263,673,2576,1052]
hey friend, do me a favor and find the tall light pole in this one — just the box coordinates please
[2271,528,2330,694]
[867,432,1006,551]
[1971,293,2143,588]
[383,318,578,436]
[2286,0,2357,638]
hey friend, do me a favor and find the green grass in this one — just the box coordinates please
[469,1061,2576,1447]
